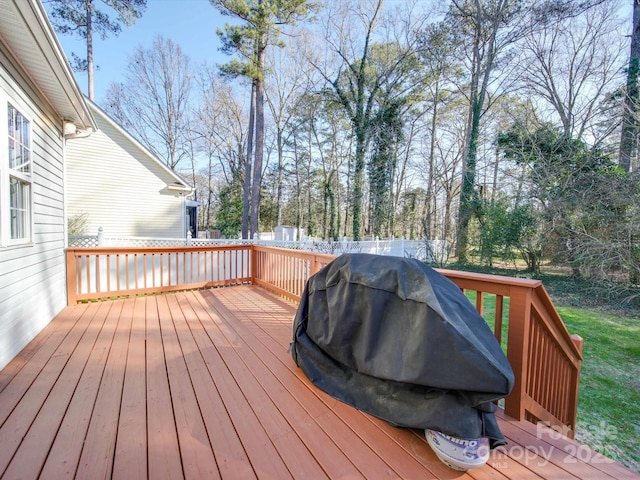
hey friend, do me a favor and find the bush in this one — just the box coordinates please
[473,199,541,271]
[67,212,89,235]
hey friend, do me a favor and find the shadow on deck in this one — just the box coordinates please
[0,286,636,479]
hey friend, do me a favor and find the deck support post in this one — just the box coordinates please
[66,249,78,306]
[567,334,584,438]
[504,287,532,422]
[250,245,257,284]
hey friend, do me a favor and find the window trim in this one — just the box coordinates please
[1,92,34,246]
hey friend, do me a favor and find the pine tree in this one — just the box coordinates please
[211,0,315,238]
[46,0,146,100]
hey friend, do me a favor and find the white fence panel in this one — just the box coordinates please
[69,230,448,264]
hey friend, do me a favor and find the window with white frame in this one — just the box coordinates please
[2,101,32,244]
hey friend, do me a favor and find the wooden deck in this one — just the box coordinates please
[0,286,637,479]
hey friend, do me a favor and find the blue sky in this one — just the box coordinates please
[50,0,634,106]
[49,0,231,103]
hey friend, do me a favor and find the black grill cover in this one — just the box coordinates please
[291,253,515,447]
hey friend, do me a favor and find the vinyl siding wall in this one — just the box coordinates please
[0,46,67,370]
[66,109,185,238]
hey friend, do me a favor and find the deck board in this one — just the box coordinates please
[0,285,637,480]
[109,296,148,479]
[203,289,441,479]
[4,300,121,479]
[146,295,184,480]
[186,291,293,479]
[202,291,377,479]
[209,288,490,480]
[159,294,220,480]
[173,294,255,479]
[198,293,329,479]
[0,300,106,475]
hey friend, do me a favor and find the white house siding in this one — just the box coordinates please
[66,107,187,238]
[0,48,68,370]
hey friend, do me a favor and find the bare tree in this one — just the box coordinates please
[193,67,249,231]
[316,0,426,240]
[264,30,320,227]
[104,36,192,172]
[449,0,606,261]
[449,0,538,262]
[424,98,467,248]
[416,20,466,241]
[520,0,626,142]
[315,0,384,241]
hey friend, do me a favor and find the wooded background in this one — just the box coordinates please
[49,0,640,289]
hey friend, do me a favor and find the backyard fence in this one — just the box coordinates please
[69,228,449,264]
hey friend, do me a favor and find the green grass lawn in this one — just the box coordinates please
[462,273,639,472]
[558,306,640,472]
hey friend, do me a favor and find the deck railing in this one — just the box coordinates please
[66,245,583,439]
[433,269,584,439]
[66,245,252,304]
[251,245,336,300]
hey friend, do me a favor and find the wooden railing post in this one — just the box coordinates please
[504,287,532,421]
[66,249,78,305]
[311,255,322,276]
[568,334,584,436]
[250,245,257,284]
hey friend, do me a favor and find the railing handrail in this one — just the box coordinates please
[66,244,583,439]
[66,245,251,254]
[252,245,336,263]
[435,267,543,288]
[435,268,582,359]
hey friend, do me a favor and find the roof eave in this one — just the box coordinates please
[0,0,97,130]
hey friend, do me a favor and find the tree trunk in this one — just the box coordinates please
[251,75,264,238]
[456,95,482,262]
[242,83,255,239]
[426,80,440,240]
[275,128,284,226]
[619,0,640,172]
[86,0,94,100]
[394,122,414,223]
[352,125,366,240]
[328,171,337,240]
[305,123,315,238]
[293,136,303,237]
[343,143,352,238]
[491,143,499,204]
[250,37,266,239]
[455,0,501,262]
[207,151,213,231]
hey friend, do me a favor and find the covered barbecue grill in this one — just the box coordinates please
[290,253,514,447]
